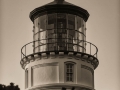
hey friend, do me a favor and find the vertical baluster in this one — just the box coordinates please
[33,41,35,53]
[38,39,40,52]
[90,43,91,55]
[96,47,98,58]
[25,45,26,56]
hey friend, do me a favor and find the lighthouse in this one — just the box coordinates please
[20,0,99,90]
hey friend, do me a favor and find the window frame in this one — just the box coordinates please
[64,61,76,83]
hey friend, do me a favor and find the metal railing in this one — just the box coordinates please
[21,39,98,60]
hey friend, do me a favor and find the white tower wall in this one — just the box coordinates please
[24,54,95,90]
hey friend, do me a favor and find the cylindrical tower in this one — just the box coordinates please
[20,0,99,90]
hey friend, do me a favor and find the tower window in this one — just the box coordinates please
[65,62,75,82]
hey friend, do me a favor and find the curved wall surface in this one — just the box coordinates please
[25,56,94,90]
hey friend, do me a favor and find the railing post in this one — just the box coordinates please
[33,41,35,53]
[25,45,26,56]
[38,39,40,52]
[90,43,91,55]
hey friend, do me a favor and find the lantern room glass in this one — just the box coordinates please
[33,13,86,53]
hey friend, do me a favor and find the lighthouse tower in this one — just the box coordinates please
[20,0,99,90]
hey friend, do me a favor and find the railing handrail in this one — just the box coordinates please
[78,40,98,57]
[21,39,98,59]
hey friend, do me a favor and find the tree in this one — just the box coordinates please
[0,83,20,90]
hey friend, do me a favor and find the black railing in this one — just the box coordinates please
[21,40,98,60]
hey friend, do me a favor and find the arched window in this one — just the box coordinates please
[65,62,76,82]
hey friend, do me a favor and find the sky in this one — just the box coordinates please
[0,0,120,90]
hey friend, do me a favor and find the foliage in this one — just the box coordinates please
[0,83,20,90]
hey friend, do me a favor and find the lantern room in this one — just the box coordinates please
[33,13,86,53]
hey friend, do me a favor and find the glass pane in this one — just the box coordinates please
[35,47,39,53]
[66,64,69,68]
[77,16,82,32]
[47,13,57,29]
[82,36,86,51]
[77,46,80,52]
[79,41,83,47]
[57,13,66,29]
[40,31,47,40]
[79,27,82,32]
[48,44,54,51]
[48,29,54,35]
[83,35,86,41]
[34,27,39,35]
[75,15,77,30]
[57,29,67,34]
[83,48,86,53]
[68,30,74,37]
[48,39,56,43]
[67,77,69,81]
[78,33,83,41]
[58,44,67,51]
[75,31,78,39]
[67,73,69,76]
[68,44,73,48]
[68,44,73,50]
[73,39,78,44]
[40,45,47,52]
[70,64,72,68]
[70,74,72,81]
[67,39,72,44]
[41,40,47,45]
[67,14,75,29]
[35,39,38,47]
[78,46,83,52]
[34,34,38,41]
[82,20,86,36]
[34,18,39,34]
[62,34,67,38]
[67,69,69,72]
[40,15,47,30]
[47,30,57,39]
[73,45,78,51]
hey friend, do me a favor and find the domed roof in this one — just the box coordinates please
[29,0,89,22]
